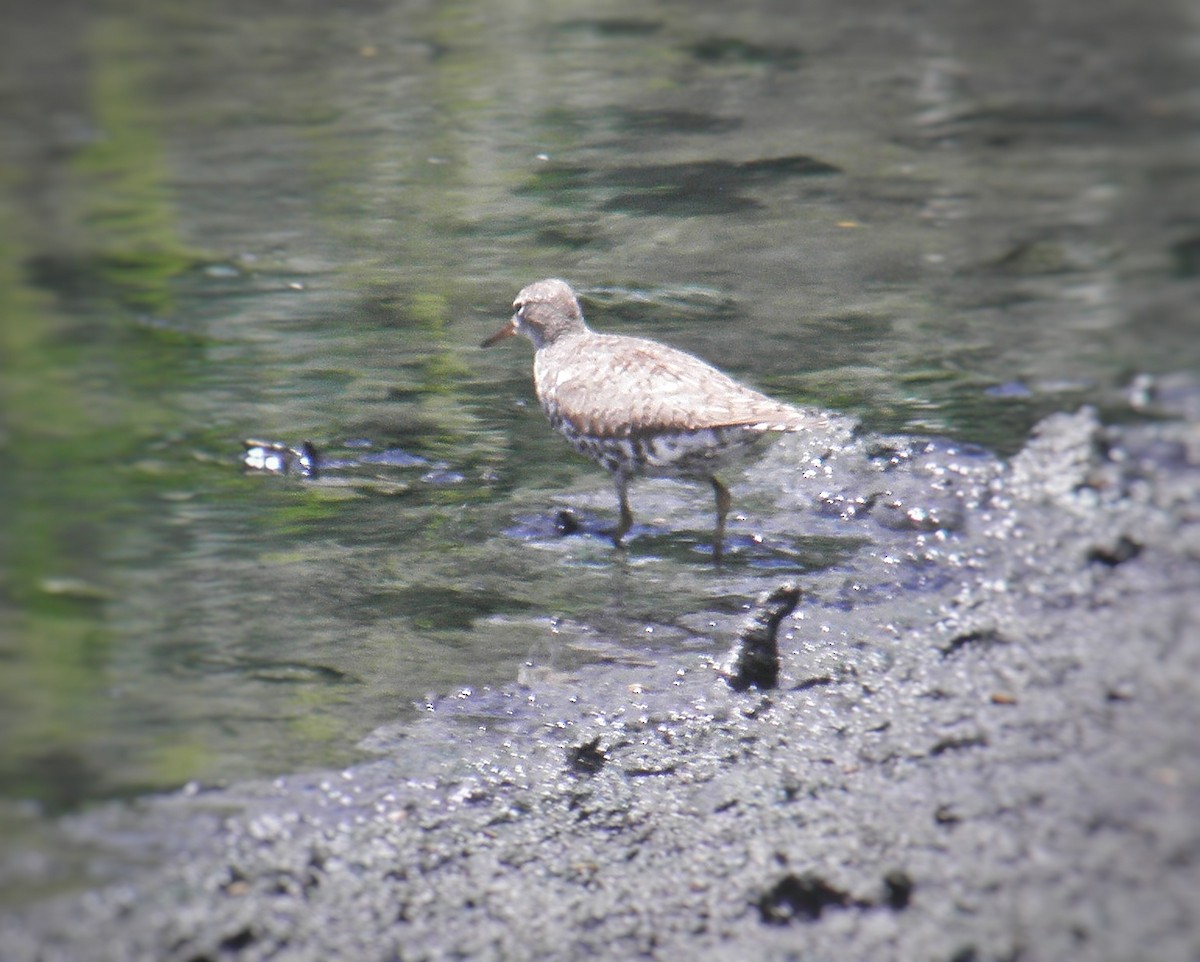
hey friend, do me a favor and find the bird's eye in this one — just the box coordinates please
[513,302,526,315]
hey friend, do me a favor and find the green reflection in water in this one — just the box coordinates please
[70,18,196,315]
[0,14,203,811]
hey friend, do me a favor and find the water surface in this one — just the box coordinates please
[1,0,1196,815]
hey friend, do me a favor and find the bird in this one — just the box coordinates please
[482,278,828,558]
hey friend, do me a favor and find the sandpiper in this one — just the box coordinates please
[483,278,827,557]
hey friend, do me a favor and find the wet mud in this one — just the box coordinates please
[5,382,1198,962]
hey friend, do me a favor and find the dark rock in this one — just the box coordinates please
[568,737,606,776]
[719,583,800,691]
[1087,536,1142,567]
[554,509,581,536]
[758,873,851,924]
[882,870,915,910]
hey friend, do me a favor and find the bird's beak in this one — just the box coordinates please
[481,314,519,348]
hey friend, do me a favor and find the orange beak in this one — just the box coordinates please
[481,315,519,348]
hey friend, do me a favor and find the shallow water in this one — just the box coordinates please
[1,0,1196,813]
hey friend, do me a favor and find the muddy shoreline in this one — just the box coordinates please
[6,382,1199,962]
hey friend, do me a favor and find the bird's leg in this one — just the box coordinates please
[710,475,732,561]
[612,474,634,548]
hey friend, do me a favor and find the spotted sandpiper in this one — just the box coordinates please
[483,278,829,558]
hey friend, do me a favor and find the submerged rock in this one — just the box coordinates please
[241,438,320,477]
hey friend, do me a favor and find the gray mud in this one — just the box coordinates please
[5,381,1198,962]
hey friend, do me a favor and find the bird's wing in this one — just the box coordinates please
[535,334,827,437]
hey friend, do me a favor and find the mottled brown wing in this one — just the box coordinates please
[534,334,824,438]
